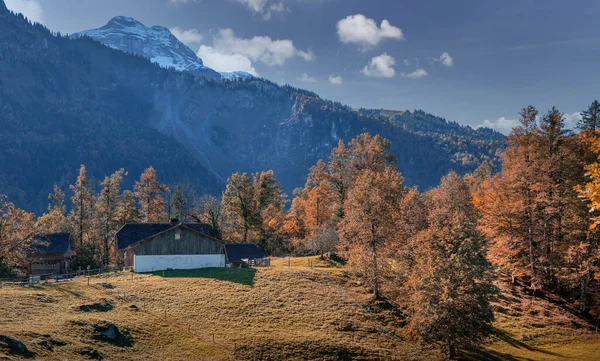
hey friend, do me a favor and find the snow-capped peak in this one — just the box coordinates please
[73,16,227,80]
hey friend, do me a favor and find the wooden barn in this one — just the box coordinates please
[116,221,224,272]
[27,233,73,276]
[224,243,268,267]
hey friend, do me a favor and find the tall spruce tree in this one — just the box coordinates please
[578,100,600,132]
[406,172,496,359]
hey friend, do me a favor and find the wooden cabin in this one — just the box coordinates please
[224,243,268,267]
[116,221,224,272]
[27,233,73,276]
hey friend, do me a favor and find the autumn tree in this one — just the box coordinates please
[115,190,139,226]
[338,167,405,298]
[405,172,496,360]
[134,167,169,223]
[95,169,125,265]
[69,165,94,247]
[36,185,69,234]
[0,195,36,277]
[191,194,222,239]
[252,170,287,253]
[221,172,256,243]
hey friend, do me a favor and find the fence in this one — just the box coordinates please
[0,266,120,288]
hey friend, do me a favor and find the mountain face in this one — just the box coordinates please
[0,3,505,213]
[73,17,252,82]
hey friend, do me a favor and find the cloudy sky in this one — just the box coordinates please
[5,0,600,133]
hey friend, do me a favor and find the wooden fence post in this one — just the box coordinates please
[212,333,215,344]
[233,343,236,354]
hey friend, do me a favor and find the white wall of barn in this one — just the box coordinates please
[133,254,225,272]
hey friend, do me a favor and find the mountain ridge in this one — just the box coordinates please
[0,4,505,213]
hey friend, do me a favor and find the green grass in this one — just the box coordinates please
[147,267,257,286]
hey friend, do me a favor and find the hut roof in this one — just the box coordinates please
[224,243,266,263]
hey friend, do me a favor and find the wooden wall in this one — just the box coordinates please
[131,226,223,256]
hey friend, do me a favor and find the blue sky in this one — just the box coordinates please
[5,0,600,133]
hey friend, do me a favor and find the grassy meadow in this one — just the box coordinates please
[0,256,599,360]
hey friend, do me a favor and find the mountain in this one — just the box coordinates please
[0,4,505,213]
[73,16,253,81]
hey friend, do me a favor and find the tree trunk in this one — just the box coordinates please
[371,224,379,299]
[447,343,457,360]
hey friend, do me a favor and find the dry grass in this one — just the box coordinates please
[0,256,599,360]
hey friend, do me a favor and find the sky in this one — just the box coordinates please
[5,0,600,133]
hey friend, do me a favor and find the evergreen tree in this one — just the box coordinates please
[192,194,222,239]
[578,100,600,132]
[406,172,496,359]
[170,184,188,222]
[221,172,256,243]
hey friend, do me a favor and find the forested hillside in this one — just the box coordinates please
[0,2,504,213]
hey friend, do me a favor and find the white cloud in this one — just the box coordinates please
[428,52,454,67]
[169,27,203,48]
[403,58,410,66]
[478,117,519,134]
[234,0,287,20]
[197,45,259,76]
[328,75,343,85]
[210,28,313,67]
[337,14,403,49]
[440,52,453,67]
[5,0,43,24]
[361,53,396,78]
[297,73,317,83]
[564,112,582,129]
[401,68,428,79]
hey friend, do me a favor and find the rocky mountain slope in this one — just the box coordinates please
[73,16,251,82]
[0,2,505,212]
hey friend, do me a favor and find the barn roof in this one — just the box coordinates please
[224,243,266,263]
[116,223,211,250]
[31,233,71,254]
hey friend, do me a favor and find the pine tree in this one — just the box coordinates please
[221,172,256,243]
[578,100,600,132]
[133,167,169,223]
[170,184,188,222]
[405,172,495,359]
[192,194,222,239]
[252,170,287,253]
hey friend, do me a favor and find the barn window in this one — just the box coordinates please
[175,232,181,240]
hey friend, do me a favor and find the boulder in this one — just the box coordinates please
[0,336,28,355]
[79,347,102,360]
[32,339,52,350]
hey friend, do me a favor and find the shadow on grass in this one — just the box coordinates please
[462,329,562,361]
[147,268,257,286]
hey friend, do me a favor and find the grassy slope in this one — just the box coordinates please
[0,257,598,360]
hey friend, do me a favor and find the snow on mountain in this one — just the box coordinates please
[220,71,254,81]
[73,16,225,81]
